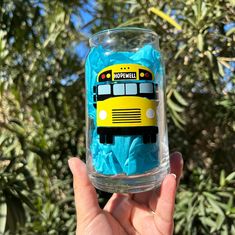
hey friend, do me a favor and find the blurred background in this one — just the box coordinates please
[0,0,234,234]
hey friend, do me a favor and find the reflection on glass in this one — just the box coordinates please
[139,83,153,93]
[125,83,137,95]
[98,84,111,95]
[113,84,125,95]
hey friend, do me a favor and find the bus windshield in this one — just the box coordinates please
[96,82,157,100]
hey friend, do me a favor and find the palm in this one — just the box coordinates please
[78,210,127,235]
[69,152,183,235]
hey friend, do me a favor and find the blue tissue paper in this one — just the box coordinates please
[85,44,162,175]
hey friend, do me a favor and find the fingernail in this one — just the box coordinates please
[171,173,176,179]
[68,158,75,175]
[174,151,182,158]
[172,152,184,165]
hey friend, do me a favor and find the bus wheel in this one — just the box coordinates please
[106,135,113,144]
[143,135,151,144]
[150,134,157,143]
[99,134,113,144]
[100,134,106,143]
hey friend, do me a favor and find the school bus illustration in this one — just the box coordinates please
[93,64,158,144]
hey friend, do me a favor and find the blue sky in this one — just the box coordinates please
[61,1,95,85]
[223,23,235,92]
[70,0,96,59]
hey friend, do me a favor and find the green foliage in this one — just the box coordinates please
[0,0,234,234]
[0,0,86,234]
[175,169,235,235]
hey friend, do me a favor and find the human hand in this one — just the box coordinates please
[68,152,183,235]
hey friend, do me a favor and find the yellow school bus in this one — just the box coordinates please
[93,64,158,144]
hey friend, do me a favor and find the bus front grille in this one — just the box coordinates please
[112,108,141,124]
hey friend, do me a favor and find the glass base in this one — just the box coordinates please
[88,162,170,193]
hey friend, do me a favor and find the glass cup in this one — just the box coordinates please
[85,27,169,193]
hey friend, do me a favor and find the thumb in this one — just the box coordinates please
[68,157,101,226]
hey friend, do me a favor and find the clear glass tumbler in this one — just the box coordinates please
[85,27,169,193]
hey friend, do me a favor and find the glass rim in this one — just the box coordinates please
[89,27,159,47]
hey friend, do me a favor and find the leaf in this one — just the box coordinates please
[197,33,204,52]
[196,0,202,19]
[55,11,65,23]
[173,90,188,106]
[174,44,187,59]
[229,207,235,214]
[15,189,37,211]
[175,218,186,233]
[200,2,207,20]
[226,27,235,36]
[170,110,184,129]
[217,61,225,77]
[8,122,25,137]
[225,172,235,182]
[171,108,186,125]
[207,197,225,216]
[32,109,42,124]
[149,7,182,30]
[3,140,19,155]
[199,198,205,216]
[16,167,35,190]
[221,224,229,235]
[203,192,220,201]
[231,225,235,235]
[217,192,232,198]
[0,135,7,146]
[216,214,225,230]
[200,217,217,229]
[183,17,196,27]
[4,201,17,233]
[167,98,184,112]
[5,193,26,232]
[43,31,60,48]
[0,196,7,235]
[204,51,213,66]
[227,196,233,211]
[220,170,225,187]
[49,22,56,33]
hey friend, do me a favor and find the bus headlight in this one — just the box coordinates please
[146,108,155,119]
[99,110,107,120]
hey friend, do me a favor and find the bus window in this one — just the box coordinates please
[98,84,111,95]
[125,83,137,95]
[113,84,125,95]
[139,83,153,93]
